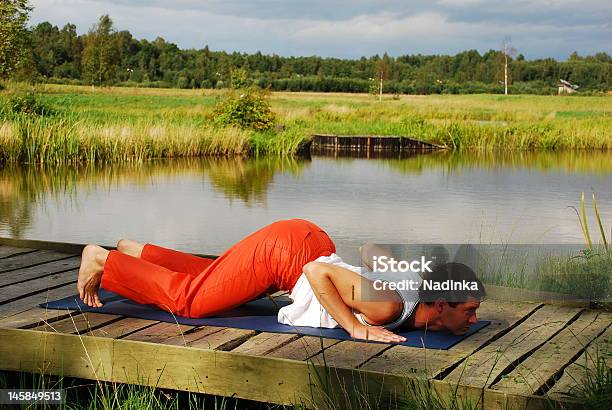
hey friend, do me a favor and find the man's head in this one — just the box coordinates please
[418,262,486,335]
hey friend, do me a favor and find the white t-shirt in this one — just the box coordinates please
[277,253,421,330]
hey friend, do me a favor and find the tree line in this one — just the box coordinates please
[3,8,611,94]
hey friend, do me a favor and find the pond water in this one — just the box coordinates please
[1,150,610,264]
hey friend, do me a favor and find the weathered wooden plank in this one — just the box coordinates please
[547,323,612,400]
[444,305,583,388]
[482,387,581,410]
[191,328,257,351]
[0,282,76,318]
[266,336,342,361]
[309,340,390,369]
[231,332,301,356]
[0,250,75,273]
[0,274,81,329]
[30,312,123,334]
[360,300,542,378]
[0,306,75,329]
[81,318,157,339]
[162,326,226,346]
[164,326,258,351]
[0,328,581,409]
[0,256,81,287]
[0,269,77,304]
[0,246,36,259]
[123,322,195,343]
[491,311,611,396]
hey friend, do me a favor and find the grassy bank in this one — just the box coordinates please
[0,84,610,164]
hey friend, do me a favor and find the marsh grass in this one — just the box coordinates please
[0,84,610,164]
[476,246,611,302]
[535,249,611,301]
[0,114,252,164]
[565,346,612,410]
[474,192,611,302]
[541,192,612,301]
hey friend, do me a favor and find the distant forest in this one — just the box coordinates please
[17,15,612,94]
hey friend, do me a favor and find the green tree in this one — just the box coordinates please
[0,0,32,79]
[374,55,391,101]
[55,23,83,78]
[82,14,119,85]
[230,67,249,89]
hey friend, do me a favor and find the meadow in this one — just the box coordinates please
[0,83,610,164]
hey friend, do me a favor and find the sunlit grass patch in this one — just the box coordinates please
[556,110,610,119]
[0,84,610,164]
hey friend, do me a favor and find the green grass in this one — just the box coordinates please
[556,110,611,119]
[456,248,610,303]
[477,192,611,302]
[567,346,612,410]
[0,83,610,164]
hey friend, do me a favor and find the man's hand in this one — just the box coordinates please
[349,324,407,343]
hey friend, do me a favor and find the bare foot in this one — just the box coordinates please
[116,238,144,258]
[77,245,109,308]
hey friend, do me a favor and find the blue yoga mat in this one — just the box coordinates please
[40,288,490,349]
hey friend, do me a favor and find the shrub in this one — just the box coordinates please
[4,92,54,116]
[214,87,275,131]
[176,76,190,89]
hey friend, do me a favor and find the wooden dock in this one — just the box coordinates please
[0,238,609,409]
[310,134,445,157]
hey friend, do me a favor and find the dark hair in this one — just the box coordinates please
[418,262,486,306]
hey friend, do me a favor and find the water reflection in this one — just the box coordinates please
[0,150,609,249]
[380,150,612,175]
[206,157,306,206]
[0,157,308,237]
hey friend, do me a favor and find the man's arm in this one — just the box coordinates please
[303,261,405,343]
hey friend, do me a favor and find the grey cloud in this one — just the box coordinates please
[30,0,611,59]
[443,1,611,26]
[94,0,612,25]
[98,0,395,21]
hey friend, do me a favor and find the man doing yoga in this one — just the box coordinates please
[77,219,485,343]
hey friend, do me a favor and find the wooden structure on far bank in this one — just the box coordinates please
[310,134,445,157]
[558,79,579,95]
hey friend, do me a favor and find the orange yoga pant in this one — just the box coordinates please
[100,219,336,318]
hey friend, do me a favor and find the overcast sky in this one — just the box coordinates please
[31,0,611,60]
